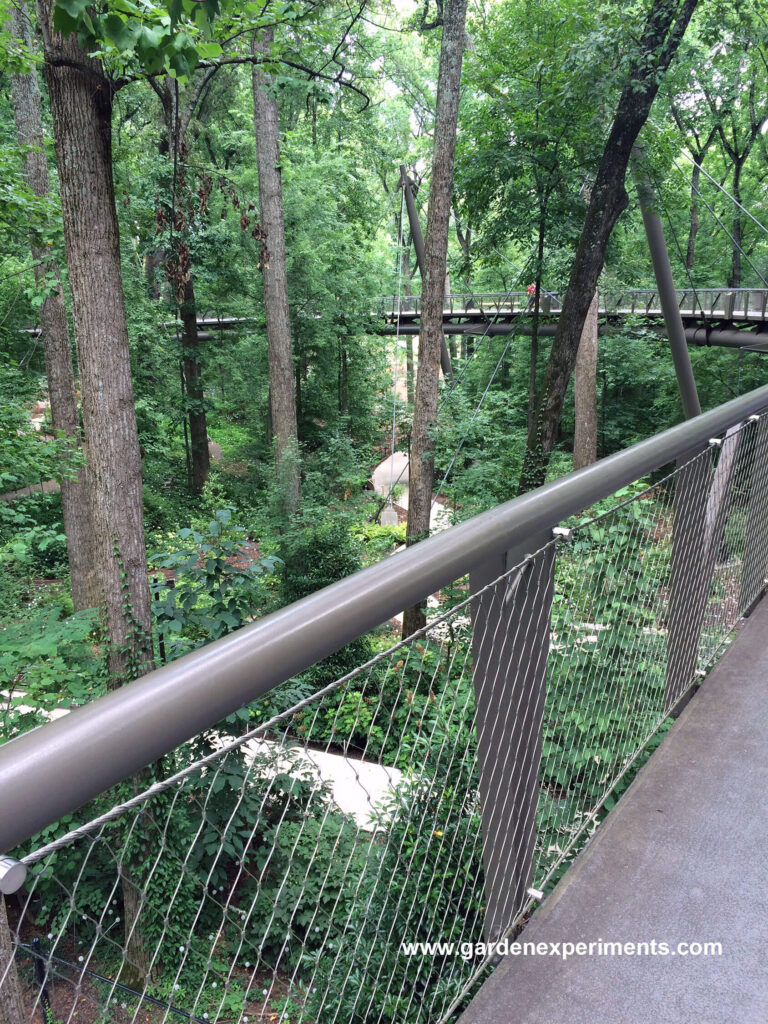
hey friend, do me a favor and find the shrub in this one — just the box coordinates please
[0,606,102,738]
[307,704,483,1023]
[150,508,281,661]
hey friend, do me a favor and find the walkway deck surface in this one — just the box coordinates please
[459,597,768,1024]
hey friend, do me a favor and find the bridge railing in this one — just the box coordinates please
[378,288,768,321]
[3,386,768,1022]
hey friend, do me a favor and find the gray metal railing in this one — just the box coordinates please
[3,384,768,1022]
[378,288,768,320]
[2,385,768,854]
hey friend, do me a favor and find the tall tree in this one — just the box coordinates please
[252,27,301,513]
[35,0,156,986]
[573,290,599,469]
[9,1,95,611]
[402,0,468,638]
[150,73,217,493]
[35,0,152,684]
[668,98,718,273]
[519,0,699,493]
[706,73,768,288]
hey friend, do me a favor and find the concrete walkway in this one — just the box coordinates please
[370,451,451,532]
[459,597,768,1024]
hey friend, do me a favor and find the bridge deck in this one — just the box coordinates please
[459,596,768,1024]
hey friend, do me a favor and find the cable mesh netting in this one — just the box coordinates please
[2,415,768,1024]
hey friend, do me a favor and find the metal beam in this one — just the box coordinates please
[633,150,701,419]
[2,384,768,853]
[382,321,768,351]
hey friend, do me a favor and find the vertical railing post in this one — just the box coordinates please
[0,858,26,1024]
[666,448,711,711]
[470,531,556,942]
[667,426,743,712]
[740,414,768,615]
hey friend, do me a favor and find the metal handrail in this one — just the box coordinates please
[378,288,768,317]
[3,383,768,853]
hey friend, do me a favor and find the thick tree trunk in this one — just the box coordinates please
[37,5,156,986]
[37,0,153,682]
[252,28,301,513]
[518,0,698,493]
[403,0,468,638]
[573,290,599,470]
[10,2,96,612]
[0,896,24,1024]
[180,278,210,493]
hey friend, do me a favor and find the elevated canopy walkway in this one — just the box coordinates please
[380,288,768,350]
[459,595,768,1024]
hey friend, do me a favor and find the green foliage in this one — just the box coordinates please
[542,488,672,809]
[0,370,83,496]
[308,705,482,1023]
[433,384,528,518]
[293,636,451,766]
[351,518,406,563]
[52,0,230,78]
[0,605,102,738]
[247,813,367,969]
[280,510,363,606]
[150,508,281,660]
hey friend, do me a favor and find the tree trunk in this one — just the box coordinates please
[252,28,300,513]
[729,160,743,288]
[403,0,468,638]
[339,343,349,413]
[119,861,153,989]
[573,290,599,470]
[180,278,210,493]
[527,215,547,440]
[518,0,698,494]
[10,1,96,612]
[144,246,165,299]
[36,0,153,682]
[403,248,415,404]
[0,896,24,1024]
[686,159,701,271]
[152,75,212,495]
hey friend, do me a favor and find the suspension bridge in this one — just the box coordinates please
[19,288,768,353]
[379,287,768,350]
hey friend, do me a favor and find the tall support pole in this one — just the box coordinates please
[470,532,555,940]
[399,165,454,380]
[634,151,737,712]
[632,150,700,419]
[739,414,768,615]
[633,149,713,712]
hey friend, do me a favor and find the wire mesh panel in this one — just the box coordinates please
[3,584,485,1024]
[3,416,768,1024]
